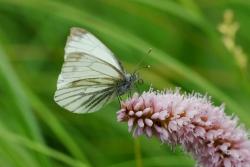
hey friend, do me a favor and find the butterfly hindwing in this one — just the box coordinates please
[54,83,116,113]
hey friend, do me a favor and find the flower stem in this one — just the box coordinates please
[134,138,143,167]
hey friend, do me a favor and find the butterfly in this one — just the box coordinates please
[54,27,139,113]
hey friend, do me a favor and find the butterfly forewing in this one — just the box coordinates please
[54,27,125,113]
[65,27,123,72]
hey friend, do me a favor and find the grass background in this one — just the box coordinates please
[0,0,250,166]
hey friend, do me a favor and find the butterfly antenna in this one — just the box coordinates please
[133,48,152,73]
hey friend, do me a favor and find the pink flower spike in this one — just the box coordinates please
[117,88,250,167]
[143,108,151,115]
[128,118,134,127]
[135,111,143,117]
[128,110,134,116]
[138,119,144,128]
[145,118,153,127]
[134,99,143,111]
[159,110,168,120]
[154,125,162,133]
[145,127,152,137]
[151,112,159,119]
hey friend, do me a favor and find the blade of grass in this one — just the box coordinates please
[0,42,90,166]
[178,0,203,16]
[132,0,208,31]
[25,89,91,166]
[0,125,88,167]
[131,0,250,92]
[0,44,51,166]
[229,0,250,6]
[0,140,39,167]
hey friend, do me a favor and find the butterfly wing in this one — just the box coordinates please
[65,27,124,72]
[54,27,125,113]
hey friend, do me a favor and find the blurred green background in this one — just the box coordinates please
[0,0,250,166]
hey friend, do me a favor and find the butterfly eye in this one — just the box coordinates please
[137,79,144,85]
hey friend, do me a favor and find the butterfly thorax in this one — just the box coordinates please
[116,73,137,96]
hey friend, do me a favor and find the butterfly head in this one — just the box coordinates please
[128,73,138,83]
[116,73,137,96]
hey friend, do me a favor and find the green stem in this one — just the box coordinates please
[134,138,143,167]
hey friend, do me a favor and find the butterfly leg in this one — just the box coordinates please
[128,90,132,98]
[116,91,122,106]
[127,83,138,98]
[135,84,140,93]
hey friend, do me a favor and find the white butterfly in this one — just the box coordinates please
[54,27,138,113]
